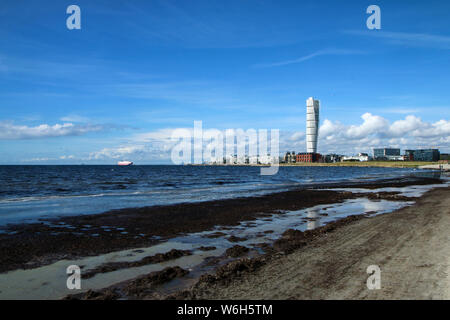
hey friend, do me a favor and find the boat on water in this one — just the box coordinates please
[117,161,133,166]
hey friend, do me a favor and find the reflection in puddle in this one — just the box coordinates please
[306,207,319,230]
[0,195,417,299]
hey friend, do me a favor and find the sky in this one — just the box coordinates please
[0,0,449,164]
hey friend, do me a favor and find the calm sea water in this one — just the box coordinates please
[0,165,431,226]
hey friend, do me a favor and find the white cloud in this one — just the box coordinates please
[255,49,365,68]
[59,155,75,160]
[21,157,53,162]
[318,113,450,154]
[411,119,450,138]
[0,121,105,140]
[346,113,388,139]
[132,128,186,142]
[319,119,345,138]
[289,131,305,141]
[89,145,148,160]
[388,115,423,137]
[84,114,450,163]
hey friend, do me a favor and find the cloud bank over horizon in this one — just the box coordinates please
[11,112,447,164]
[313,113,450,155]
[0,121,105,140]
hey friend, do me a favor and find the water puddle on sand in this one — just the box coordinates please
[321,179,450,198]
[0,196,417,299]
[0,242,224,300]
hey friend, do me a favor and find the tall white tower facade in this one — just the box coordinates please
[306,97,320,153]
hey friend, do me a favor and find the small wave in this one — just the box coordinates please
[0,193,108,204]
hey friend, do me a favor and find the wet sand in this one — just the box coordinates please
[180,185,450,300]
[0,176,440,274]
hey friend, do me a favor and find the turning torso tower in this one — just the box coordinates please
[306,97,320,153]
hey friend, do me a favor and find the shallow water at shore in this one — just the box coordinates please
[0,165,431,226]
[0,196,416,299]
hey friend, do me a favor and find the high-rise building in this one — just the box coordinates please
[306,97,320,153]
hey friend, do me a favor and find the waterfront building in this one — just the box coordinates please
[373,148,401,160]
[248,155,258,164]
[324,154,342,163]
[283,151,297,163]
[440,153,450,161]
[296,152,322,163]
[405,150,415,161]
[405,149,440,162]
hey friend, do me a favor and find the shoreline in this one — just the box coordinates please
[0,176,442,274]
[0,166,433,228]
[190,161,445,168]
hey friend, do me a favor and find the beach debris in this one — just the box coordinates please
[227,235,248,243]
[65,266,189,300]
[124,266,189,298]
[82,249,192,279]
[225,245,249,258]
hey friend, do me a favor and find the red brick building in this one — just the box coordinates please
[296,152,322,163]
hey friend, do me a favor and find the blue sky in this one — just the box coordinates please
[0,0,449,164]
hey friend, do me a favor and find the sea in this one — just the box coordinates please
[0,165,436,226]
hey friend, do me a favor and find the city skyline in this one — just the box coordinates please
[0,0,449,164]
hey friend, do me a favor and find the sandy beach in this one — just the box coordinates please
[178,185,450,300]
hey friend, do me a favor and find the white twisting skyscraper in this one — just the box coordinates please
[306,97,320,153]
